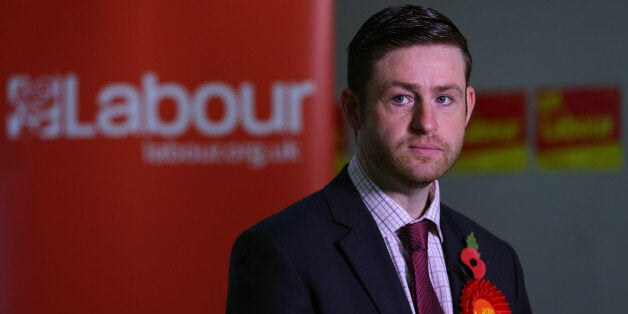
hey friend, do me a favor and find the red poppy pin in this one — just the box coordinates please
[459,232,511,314]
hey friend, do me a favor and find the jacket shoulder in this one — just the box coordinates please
[441,203,510,248]
[245,166,359,239]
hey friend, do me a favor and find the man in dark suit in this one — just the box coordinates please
[227,5,531,314]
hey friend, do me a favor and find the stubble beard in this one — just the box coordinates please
[361,133,464,189]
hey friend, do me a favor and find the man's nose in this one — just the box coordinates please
[411,101,438,134]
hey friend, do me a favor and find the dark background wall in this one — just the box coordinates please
[335,1,628,312]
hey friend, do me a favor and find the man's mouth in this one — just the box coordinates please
[408,143,442,157]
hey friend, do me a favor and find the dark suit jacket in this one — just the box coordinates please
[227,167,531,313]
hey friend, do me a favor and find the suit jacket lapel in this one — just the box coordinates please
[324,168,412,314]
[440,206,473,314]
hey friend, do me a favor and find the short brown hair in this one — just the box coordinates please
[347,5,472,102]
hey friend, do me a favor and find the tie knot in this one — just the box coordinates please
[400,220,432,252]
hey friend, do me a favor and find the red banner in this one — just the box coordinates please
[0,1,335,313]
[454,90,527,173]
[536,86,622,171]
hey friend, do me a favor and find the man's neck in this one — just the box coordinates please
[380,186,431,219]
[356,153,432,219]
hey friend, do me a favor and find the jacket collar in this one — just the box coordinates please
[323,167,473,314]
[323,167,413,314]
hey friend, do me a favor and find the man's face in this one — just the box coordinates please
[347,44,475,191]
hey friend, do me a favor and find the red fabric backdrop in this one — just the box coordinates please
[0,1,335,313]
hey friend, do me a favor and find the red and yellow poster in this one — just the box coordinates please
[0,1,335,313]
[454,91,527,174]
[536,86,622,171]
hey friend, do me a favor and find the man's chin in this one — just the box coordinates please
[402,163,451,185]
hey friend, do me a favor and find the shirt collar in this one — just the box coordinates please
[348,156,444,242]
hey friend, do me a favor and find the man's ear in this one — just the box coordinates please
[339,87,362,131]
[465,86,476,126]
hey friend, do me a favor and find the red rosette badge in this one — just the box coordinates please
[460,279,511,314]
[459,233,511,314]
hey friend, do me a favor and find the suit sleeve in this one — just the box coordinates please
[226,229,315,314]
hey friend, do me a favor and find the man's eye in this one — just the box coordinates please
[436,95,452,105]
[392,95,408,104]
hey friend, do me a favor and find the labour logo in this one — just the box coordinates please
[6,74,69,139]
[4,72,311,168]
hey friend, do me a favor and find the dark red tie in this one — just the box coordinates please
[400,221,443,314]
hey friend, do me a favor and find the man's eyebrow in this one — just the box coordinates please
[384,81,421,91]
[386,81,464,94]
[433,84,464,94]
